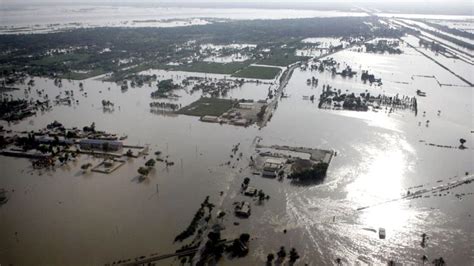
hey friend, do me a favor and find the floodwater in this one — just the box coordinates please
[222,43,474,265]
[0,3,366,33]
[1,2,473,34]
[1,40,474,265]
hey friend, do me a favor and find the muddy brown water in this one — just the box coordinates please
[1,42,473,265]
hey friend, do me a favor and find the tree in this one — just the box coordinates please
[258,190,268,203]
[277,246,286,259]
[266,253,275,264]
[138,167,149,177]
[145,158,156,168]
[288,162,329,182]
[421,255,428,264]
[432,257,445,266]
[289,248,300,263]
[81,163,92,172]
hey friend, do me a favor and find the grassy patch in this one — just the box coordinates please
[60,69,106,80]
[177,97,235,117]
[232,65,281,79]
[31,53,90,66]
[166,61,252,75]
[105,64,152,82]
[258,55,307,67]
[258,48,308,66]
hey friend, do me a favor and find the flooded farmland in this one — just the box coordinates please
[0,2,473,266]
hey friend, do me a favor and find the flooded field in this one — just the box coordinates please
[1,26,473,265]
[0,4,367,34]
[1,1,473,263]
[1,2,473,35]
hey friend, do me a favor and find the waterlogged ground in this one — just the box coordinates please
[0,4,367,34]
[0,40,473,265]
[220,44,474,265]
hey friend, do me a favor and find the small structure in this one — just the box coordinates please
[379,228,386,239]
[234,201,251,217]
[238,102,254,109]
[36,136,74,145]
[232,118,248,126]
[79,139,123,151]
[91,158,125,174]
[200,115,219,123]
[244,186,257,196]
[262,158,283,177]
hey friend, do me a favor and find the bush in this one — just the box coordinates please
[288,162,328,182]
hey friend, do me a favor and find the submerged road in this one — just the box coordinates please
[404,40,474,87]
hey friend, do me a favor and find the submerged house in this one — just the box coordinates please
[200,115,219,123]
[235,201,251,217]
[262,158,283,177]
[79,139,123,151]
[36,136,74,146]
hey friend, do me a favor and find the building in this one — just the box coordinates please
[79,139,123,151]
[244,186,257,196]
[262,158,283,177]
[200,115,219,123]
[232,118,248,126]
[238,102,254,109]
[234,201,251,217]
[36,136,74,145]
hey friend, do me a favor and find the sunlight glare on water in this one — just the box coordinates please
[346,133,414,206]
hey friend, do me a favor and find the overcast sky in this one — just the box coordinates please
[1,0,471,3]
[1,0,472,16]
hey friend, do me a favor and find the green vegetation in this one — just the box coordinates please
[167,61,252,75]
[258,47,309,66]
[232,65,281,79]
[420,20,474,40]
[137,166,150,177]
[106,64,152,82]
[145,158,156,168]
[151,79,182,98]
[177,97,235,117]
[0,17,405,80]
[30,53,90,66]
[288,162,329,182]
[174,196,214,242]
[61,69,106,80]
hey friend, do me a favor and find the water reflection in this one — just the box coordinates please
[347,133,411,205]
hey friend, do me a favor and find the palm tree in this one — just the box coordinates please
[289,248,299,263]
[421,255,428,265]
[277,246,286,259]
[421,233,427,247]
[432,257,445,266]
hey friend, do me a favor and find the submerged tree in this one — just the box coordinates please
[277,246,286,259]
[459,138,467,149]
[137,166,150,177]
[266,253,275,265]
[289,248,300,263]
[145,158,156,168]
